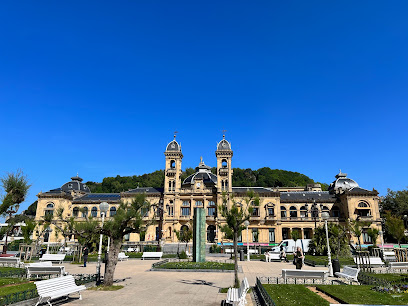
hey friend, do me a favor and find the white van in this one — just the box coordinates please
[270,239,311,253]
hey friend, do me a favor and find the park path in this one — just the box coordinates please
[61,256,327,306]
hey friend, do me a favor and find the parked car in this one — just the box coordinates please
[270,239,311,253]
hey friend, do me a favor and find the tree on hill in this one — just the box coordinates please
[85,167,326,193]
[381,187,408,216]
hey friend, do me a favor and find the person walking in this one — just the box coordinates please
[83,246,89,267]
[294,247,304,269]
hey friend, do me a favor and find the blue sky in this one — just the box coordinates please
[1,1,407,212]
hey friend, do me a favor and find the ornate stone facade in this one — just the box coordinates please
[35,135,381,245]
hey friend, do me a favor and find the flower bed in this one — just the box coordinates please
[155,261,234,270]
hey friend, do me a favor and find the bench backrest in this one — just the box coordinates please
[355,257,383,265]
[118,252,128,257]
[41,254,66,260]
[35,275,77,296]
[390,262,408,267]
[28,261,53,267]
[283,269,326,278]
[0,257,19,262]
[237,277,249,298]
[342,266,359,277]
[142,252,163,257]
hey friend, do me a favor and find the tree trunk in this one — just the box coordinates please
[103,238,121,286]
[233,230,239,288]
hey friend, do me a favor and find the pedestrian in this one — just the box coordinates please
[280,245,288,262]
[294,246,304,269]
[83,246,89,267]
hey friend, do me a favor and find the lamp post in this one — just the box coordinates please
[379,230,385,258]
[156,195,164,252]
[96,202,109,286]
[310,200,320,230]
[244,220,250,261]
[322,212,333,277]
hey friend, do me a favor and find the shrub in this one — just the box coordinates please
[178,251,188,259]
[210,244,221,253]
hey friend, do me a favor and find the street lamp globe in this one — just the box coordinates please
[321,212,330,220]
[244,220,249,227]
[99,202,109,214]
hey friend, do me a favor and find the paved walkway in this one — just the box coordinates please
[59,256,329,306]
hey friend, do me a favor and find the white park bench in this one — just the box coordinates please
[282,269,328,282]
[39,254,66,264]
[142,252,163,260]
[0,256,21,267]
[388,262,408,271]
[26,261,66,279]
[354,257,384,268]
[383,251,396,262]
[34,275,86,306]
[335,266,360,284]
[118,252,129,261]
[265,252,280,262]
[226,277,249,306]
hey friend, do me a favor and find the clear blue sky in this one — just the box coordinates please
[1,1,407,212]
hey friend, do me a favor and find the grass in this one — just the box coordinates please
[0,282,36,297]
[0,278,30,287]
[88,285,124,291]
[220,287,252,293]
[0,267,25,273]
[262,284,329,306]
[317,285,408,305]
[363,273,408,283]
[156,261,235,270]
[303,255,354,267]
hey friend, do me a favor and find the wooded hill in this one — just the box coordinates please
[85,167,328,193]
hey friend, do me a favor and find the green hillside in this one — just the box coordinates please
[85,167,328,193]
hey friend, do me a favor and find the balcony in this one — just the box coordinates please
[166,169,177,177]
[218,168,229,176]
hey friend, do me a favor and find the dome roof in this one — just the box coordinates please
[328,170,359,194]
[183,158,217,186]
[166,135,181,152]
[217,135,231,151]
[61,175,91,193]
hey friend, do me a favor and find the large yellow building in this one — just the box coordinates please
[35,135,381,246]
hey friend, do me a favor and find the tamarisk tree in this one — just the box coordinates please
[219,190,259,288]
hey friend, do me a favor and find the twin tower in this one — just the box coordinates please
[163,134,234,194]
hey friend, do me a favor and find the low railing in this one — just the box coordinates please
[256,276,341,285]
[255,277,276,306]
[0,288,38,306]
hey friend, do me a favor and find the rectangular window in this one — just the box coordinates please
[208,207,216,216]
[252,208,259,216]
[362,231,372,244]
[167,206,174,216]
[252,228,258,242]
[281,210,287,218]
[268,208,274,216]
[238,232,242,242]
[141,208,149,217]
[269,229,275,243]
[181,207,190,216]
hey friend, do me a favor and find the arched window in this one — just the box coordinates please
[45,203,54,216]
[281,206,287,218]
[322,206,330,214]
[168,227,172,237]
[207,225,216,243]
[110,206,117,217]
[82,207,88,218]
[300,206,307,218]
[73,207,79,217]
[180,225,189,232]
[289,206,298,218]
[170,160,175,169]
[222,159,228,168]
[195,201,203,206]
[91,207,98,217]
[181,201,190,216]
[357,202,371,217]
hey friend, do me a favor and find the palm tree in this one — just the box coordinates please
[0,170,30,254]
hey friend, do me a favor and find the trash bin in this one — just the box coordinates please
[332,259,340,274]
[240,250,244,261]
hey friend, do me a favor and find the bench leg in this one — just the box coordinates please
[35,296,43,306]
[47,298,53,306]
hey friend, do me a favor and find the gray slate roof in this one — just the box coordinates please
[232,187,275,194]
[124,187,163,194]
[280,191,336,203]
[73,193,121,202]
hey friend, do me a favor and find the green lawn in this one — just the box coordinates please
[0,267,25,273]
[363,273,408,283]
[0,282,36,297]
[303,256,354,267]
[262,284,329,306]
[317,285,408,305]
[156,261,234,270]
